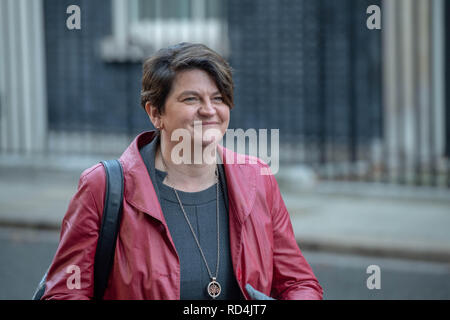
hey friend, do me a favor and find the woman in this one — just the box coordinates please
[41,43,323,300]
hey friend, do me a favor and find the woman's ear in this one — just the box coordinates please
[145,102,163,130]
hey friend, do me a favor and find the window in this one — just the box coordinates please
[101,0,229,62]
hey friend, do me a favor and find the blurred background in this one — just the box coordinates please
[1,0,450,299]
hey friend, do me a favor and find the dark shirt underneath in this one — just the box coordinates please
[139,137,243,300]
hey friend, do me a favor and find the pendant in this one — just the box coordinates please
[207,278,221,299]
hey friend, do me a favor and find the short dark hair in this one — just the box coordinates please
[140,42,234,114]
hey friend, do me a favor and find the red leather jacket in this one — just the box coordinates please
[42,131,323,300]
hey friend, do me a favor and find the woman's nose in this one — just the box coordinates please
[198,99,216,116]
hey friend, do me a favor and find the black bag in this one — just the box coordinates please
[32,160,124,300]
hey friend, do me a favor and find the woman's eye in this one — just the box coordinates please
[213,96,224,102]
[183,97,198,102]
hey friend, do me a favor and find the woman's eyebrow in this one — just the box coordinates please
[177,90,222,98]
[178,90,199,98]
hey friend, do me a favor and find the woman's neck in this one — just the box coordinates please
[155,138,218,192]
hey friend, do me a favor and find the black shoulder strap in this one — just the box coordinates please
[32,160,124,300]
[94,159,124,300]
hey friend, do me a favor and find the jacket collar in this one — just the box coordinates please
[119,131,256,224]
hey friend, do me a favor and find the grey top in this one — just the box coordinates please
[139,135,243,300]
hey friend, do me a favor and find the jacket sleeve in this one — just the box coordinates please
[267,169,323,300]
[41,164,105,300]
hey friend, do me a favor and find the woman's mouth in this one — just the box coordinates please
[201,121,220,125]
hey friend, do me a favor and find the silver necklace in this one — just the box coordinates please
[160,152,221,299]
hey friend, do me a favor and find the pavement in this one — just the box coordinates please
[2,226,450,300]
[1,154,450,263]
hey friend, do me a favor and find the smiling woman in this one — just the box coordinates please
[40,42,323,300]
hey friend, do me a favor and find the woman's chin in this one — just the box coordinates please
[195,134,220,146]
[199,137,216,148]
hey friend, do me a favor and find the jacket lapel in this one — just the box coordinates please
[217,144,257,224]
[119,131,167,225]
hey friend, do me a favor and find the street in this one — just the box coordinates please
[1,226,449,300]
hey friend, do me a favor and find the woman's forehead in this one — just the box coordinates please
[172,69,219,93]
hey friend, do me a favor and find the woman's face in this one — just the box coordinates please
[157,68,230,150]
